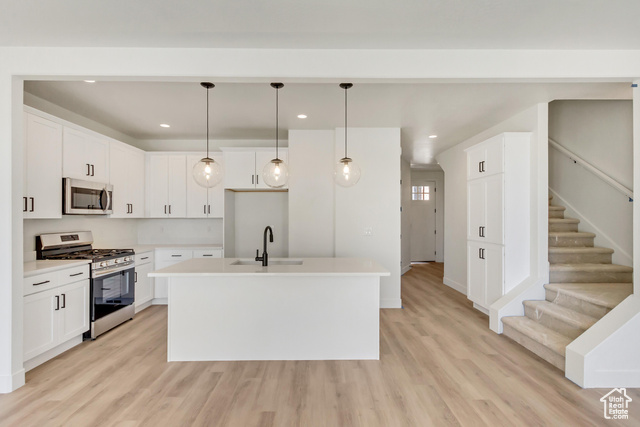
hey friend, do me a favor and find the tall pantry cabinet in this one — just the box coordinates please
[465,132,531,312]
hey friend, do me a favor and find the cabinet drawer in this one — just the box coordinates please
[193,249,222,259]
[60,265,90,285]
[156,249,193,262]
[135,252,154,265]
[24,273,60,296]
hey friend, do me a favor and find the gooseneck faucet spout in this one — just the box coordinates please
[255,226,274,266]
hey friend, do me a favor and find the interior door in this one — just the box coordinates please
[410,180,436,262]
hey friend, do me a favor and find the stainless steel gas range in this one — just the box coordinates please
[36,231,135,339]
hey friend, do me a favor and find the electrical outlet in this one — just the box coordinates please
[364,227,373,236]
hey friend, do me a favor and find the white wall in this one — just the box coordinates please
[437,104,548,296]
[410,168,445,263]
[549,100,633,266]
[401,159,412,273]
[233,192,288,258]
[335,128,402,309]
[288,130,335,257]
[137,218,223,245]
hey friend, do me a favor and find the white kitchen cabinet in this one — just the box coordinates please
[467,241,504,308]
[109,141,145,218]
[23,112,63,219]
[63,126,109,183]
[153,250,193,302]
[147,154,187,218]
[23,266,90,365]
[223,148,288,190]
[186,154,224,218]
[465,132,531,311]
[135,252,155,311]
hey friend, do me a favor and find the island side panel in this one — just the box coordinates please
[167,275,380,361]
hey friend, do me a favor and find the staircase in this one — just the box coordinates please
[501,195,633,370]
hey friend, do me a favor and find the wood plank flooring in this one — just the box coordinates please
[1,263,638,426]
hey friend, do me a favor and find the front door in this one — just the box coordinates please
[410,181,436,262]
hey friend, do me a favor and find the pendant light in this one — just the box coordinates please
[262,82,289,188]
[334,83,361,187]
[193,82,224,188]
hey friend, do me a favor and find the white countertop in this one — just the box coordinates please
[129,244,224,254]
[24,260,90,278]
[149,257,390,277]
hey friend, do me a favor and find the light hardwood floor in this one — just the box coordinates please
[1,263,638,426]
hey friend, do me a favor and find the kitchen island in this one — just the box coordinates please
[148,258,389,361]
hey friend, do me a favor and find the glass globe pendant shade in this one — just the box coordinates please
[193,157,224,188]
[263,158,289,188]
[334,157,361,187]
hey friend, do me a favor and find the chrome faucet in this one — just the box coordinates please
[255,226,274,266]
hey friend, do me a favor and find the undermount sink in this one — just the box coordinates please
[230,259,304,266]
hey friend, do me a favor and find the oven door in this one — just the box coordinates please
[63,178,113,215]
[91,267,135,321]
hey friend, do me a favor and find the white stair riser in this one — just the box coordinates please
[549,222,579,232]
[549,270,632,283]
[545,289,610,318]
[503,325,565,370]
[549,235,594,247]
[548,252,612,264]
[524,306,588,340]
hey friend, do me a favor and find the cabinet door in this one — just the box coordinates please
[147,155,169,218]
[129,149,146,218]
[167,155,187,217]
[467,241,486,306]
[135,263,154,309]
[484,244,505,307]
[484,174,504,245]
[109,142,132,218]
[224,151,256,189]
[63,127,91,180]
[58,280,90,342]
[467,180,486,242]
[23,288,59,361]
[255,149,288,189]
[84,136,110,183]
[24,113,63,219]
[467,146,485,180]
[186,155,209,218]
[207,154,225,217]
[483,137,504,176]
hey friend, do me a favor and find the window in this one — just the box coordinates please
[412,185,430,201]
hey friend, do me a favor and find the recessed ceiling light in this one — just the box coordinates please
[160,124,171,128]
[297,114,307,119]
[83,80,96,83]
[429,135,438,139]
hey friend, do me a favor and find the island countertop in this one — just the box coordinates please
[148,257,390,278]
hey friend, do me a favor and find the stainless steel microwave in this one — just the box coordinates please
[63,178,113,215]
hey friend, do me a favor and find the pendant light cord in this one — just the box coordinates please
[206,86,210,158]
[275,86,279,160]
[344,86,348,159]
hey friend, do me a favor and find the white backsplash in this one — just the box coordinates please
[137,218,223,245]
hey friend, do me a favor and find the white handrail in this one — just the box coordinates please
[549,138,633,201]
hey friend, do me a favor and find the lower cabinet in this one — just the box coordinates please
[467,241,504,309]
[23,279,89,362]
[135,262,154,310]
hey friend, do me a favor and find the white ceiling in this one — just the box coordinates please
[3,1,640,49]
[24,80,631,164]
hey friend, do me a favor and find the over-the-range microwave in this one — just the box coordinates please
[63,178,113,215]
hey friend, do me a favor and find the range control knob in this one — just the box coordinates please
[114,259,119,264]
[124,256,131,262]
[100,261,107,268]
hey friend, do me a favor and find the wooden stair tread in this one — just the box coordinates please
[549,263,633,272]
[548,218,579,224]
[548,247,614,254]
[524,300,598,330]
[545,283,633,309]
[549,231,595,238]
[548,206,566,211]
[502,316,572,355]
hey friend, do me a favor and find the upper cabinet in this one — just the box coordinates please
[23,112,63,219]
[223,148,288,190]
[186,154,224,218]
[146,154,187,218]
[109,141,145,218]
[466,135,504,180]
[63,127,109,183]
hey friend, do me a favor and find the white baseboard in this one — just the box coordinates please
[135,300,153,313]
[473,303,490,315]
[152,298,168,305]
[24,335,83,373]
[0,368,25,394]
[443,276,466,295]
[401,265,412,275]
[380,298,403,309]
